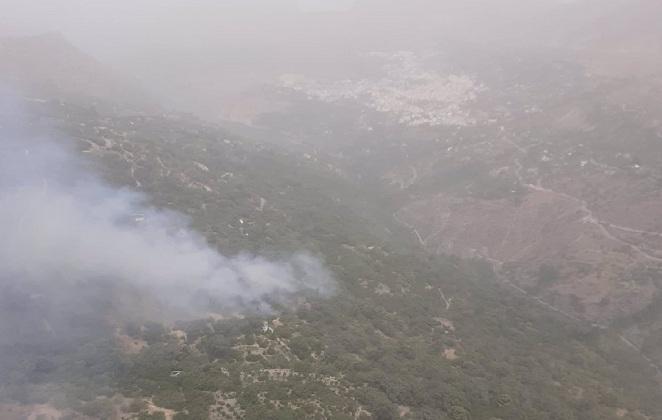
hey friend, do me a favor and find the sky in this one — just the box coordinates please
[0,0,360,63]
[3,0,657,117]
[298,0,356,12]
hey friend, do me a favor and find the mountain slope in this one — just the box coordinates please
[1,97,661,420]
[0,33,157,112]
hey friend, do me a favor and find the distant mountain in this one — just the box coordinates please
[0,33,158,112]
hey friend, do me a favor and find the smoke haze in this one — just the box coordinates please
[0,98,334,328]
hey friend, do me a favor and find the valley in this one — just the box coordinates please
[2,1,662,418]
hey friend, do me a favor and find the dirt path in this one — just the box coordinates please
[390,153,662,380]
[619,335,662,376]
[605,222,662,238]
[513,157,662,263]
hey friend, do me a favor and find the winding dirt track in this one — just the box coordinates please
[392,147,662,378]
[515,157,662,264]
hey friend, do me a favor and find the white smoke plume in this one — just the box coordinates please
[0,97,335,326]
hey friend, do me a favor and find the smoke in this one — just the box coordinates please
[0,97,335,331]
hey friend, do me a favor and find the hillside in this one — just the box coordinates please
[2,3,662,419]
[1,96,661,419]
[212,37,662,403]
[0,33,157,113]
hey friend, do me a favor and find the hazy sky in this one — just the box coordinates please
[299,0,355,12]
[4,0,656,117]
[0,0,361,62]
